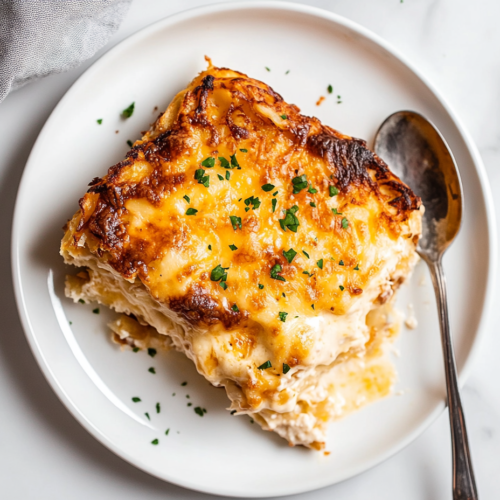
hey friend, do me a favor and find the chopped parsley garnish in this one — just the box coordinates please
[258,284,264,290]
[165,429,170,435]
[265,66,271,71]
[201,157,215,168]
[121,102,135,118]
[341,217,349,229]
[283,363,291,374]
[217,174,224,181]
[230,154,241,169]
[208,244,212,251]
[186,208,198,216]
[229,244,238,251]
[279,205,300,232]
[303,270,311,276]
[156,402,161,414]
[240,149,248,153]
[183,195,190,203]
[78,299,85,304]
[339,285,345,291]
[148,367,156,374]
[327,84,333,94]
[219,156,230,168]
[187,403,192,407]
[244,196,261,210]
[332,208,342,215]
[282,292,286,298]
[354,264,360,271]
[270,263,286,282]
[194,407,207,416]
[285,70,290,75]
[311,304,315,310]
[310,202,316,207]
[194,168,209,187]
[132,397,141,403]
[127,140,133,148]
[133,347,139,353]
[291,175,308,194]
[210,264,228,283]
[92,308,99,314]
[261,183,275,192]
[151,439,159,445]
[231,304,239,312]
[278,311,288,322]
[97,118,103,124]
[258,360,272,370]
[181,381,187,386]
[308,184,318,194]
[283,248,297,263]
[148,348,157,358]
[280,114,287,120]
[329,185,339,197]
[317,259,324,270]
[225,170,230,180]
[271,198,277,212]
[272,191,278,196]
[302,250,310,259]
[229,215,242,230]
[339,260,344,266]
[219,282,228,290]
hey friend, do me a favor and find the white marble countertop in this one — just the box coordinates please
[1,1,499,498]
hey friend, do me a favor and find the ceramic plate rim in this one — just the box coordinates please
[11,1,497,497]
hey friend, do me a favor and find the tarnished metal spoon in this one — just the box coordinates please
[374,111,478,500]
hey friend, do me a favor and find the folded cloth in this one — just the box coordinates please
[0,0,132,102]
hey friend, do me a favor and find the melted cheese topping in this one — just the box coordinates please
[61,62,422,448]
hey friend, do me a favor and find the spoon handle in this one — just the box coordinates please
[428,257,478,500]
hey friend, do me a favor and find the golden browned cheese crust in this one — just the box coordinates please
[61,63,422,447]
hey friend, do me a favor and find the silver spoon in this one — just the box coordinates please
[374,111,478,500]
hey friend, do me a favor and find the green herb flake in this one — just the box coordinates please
[217,174,224,181]
[92,308,100,314]
[285,70,290,75]
[311,304,315,310]
[127,140,133,148]
[151,438,159,445]
[308,184,318,194]
[310,202,316,207]
[132,397,141,403]
[230,154,241,169]
[327,84,333,94]
[97,118,103,124]
[231,304,239,312]
[332,208,342,215]
[219,281,228,290]
[283,248,297,263]
[78,299,85,304]
[280,114,287,120]
[186,208,198,216]
[341,217,349,229]
[210,264,228,283]
[339,260,344,266]
[148,348,157,358]
[240,148,248,153]
[244,196,261,210]
[165,429,170,435]
[302,250,310,259]
[278,311,288,322]
[317,259,324,270]
[194,407,206,417]
[229,215,242,230]
[156,402,161,414]
[339,285,345,291]
[187,402,192,407]
[132,347,139,353]
[208,244,212,251]
[271,198,277,213]
[183,195,190,203]
[225,170,230,181]
[181,381,187,386]
[194,168,209,187]
[258,360,272,370]
[229,244,238,251]
[329,185,339,197]
[121,102,135,118]
[303,270,310,276]
[270,263,286,282]
[265,66,271,72]
[291,175,308,194]
[201,157,215,168]
[148,367,156,374]
[261,183,275,192]
[283,363,291,374]
[258,284,264,290]
[354,264,360,271]
[279,205,300,232]
[219,156,230,168]
[272,190,278,196]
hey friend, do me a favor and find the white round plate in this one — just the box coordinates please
[12,2,496,497]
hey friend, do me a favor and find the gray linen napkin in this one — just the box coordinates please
[0,0,132,102]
